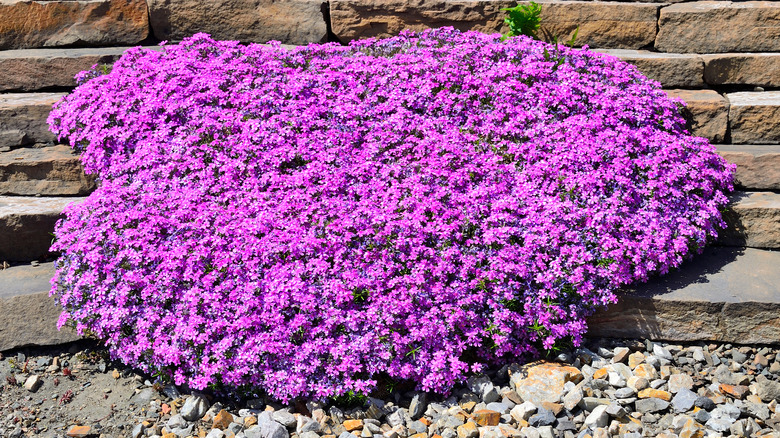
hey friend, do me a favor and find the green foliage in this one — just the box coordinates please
[330,390,368,408]
[503,2,542,38]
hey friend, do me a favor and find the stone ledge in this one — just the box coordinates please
[588,247,780,344]
[0,92,65,148]
[0,47,131,92]
[594,49,704,87]
[0,196,85,262]
[0,0,149,51]
[656,1,780,54]
[331,0,660,49]
[0,262,80,351]
[716,144,780,191]
[721,191,780,250]
[704,53,780,88]
[0,145,95,196]
[727,91,780,145]
[665,89,728,143]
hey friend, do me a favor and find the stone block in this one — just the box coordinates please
[0,145,96,196]
[588,247,780,345]
[0,47,130,92]
[716,145,780,190]
[594,49,704,87]
[0,93,64,148]
[331,0,659,49]
[0,263,80,350]
[147,0,327,45]
[721,191,780,249]
[0,0,149,50]
[656,2,780,53]
[704,53,780,88]
[0,196,85,262]
[665,89,728,143]
[727,91,780,144]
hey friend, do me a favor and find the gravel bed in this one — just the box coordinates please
[2,338,780,438]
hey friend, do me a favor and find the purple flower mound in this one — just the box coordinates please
[48,29,733,401]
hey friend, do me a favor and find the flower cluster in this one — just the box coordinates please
[48,29,733,401]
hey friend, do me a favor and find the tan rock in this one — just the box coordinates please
[592,367,608,380]
[633,364,658,380]
[0,0,148,50]
[0,93,65,148]
[717,145,780,191]
[472,409,500,426]
[147,0,327,45]
[509,361,582,405]
[594,49,704,88]
[719,383,750,399]
[637,388,672,401]
[213,409,234,429]
[628,352,645,369]
[66,425,92,437]
[656,2,780,53]
[668,373,694,393]
[665,89,728,143]
[457,421,479,438]
[0,145,96,196]
[344,420,363,432]
[331,0,658,49]
[0,47,131,92]
[721,191,780,249]
[727,91,780,144]
[704,53,780,88]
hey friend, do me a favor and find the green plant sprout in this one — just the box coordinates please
[502,1,542,39]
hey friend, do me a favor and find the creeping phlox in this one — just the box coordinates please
[48,29,733,401]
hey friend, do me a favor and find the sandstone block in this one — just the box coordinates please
[148,0,327,45]
[588,247,780,344]
[665,89,728,143]
[0,196,84,262]
[656,2,780,53]
[595,49,704,87]
[0,0,149,50]
[727,91,780,144]
[0,263,81,350]
[704,53,780,88]
[721,191,780,249]
[0,145,96,196]
[331,0,659,49]
[0,93,65,147]
[0,47,130,92]
[716,145,780,190]
[508,362,583,405]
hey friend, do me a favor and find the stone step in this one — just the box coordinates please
[588,246,780,344]
[0,47,131,92]
[717,145,780,191]
[656,1,780,54]
[596,50,780,88]
[0,0,148,51]
[0,145,95,196]
[331,0,660,49]
[0,262,79,350]
[0,93,64,148]
[721,191,780,250]
[665,89,728,144]
[0,196,85,262]
[727,91,780,145]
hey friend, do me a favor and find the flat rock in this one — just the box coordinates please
[588,247,780,344]
[0,145,95,196]
[509,361,583,405]
[594,50,704,87]
[656,1,780,53]
[0,47,131,92]
[0,263,81,350]
[664,89,728,143]
[0,93,64,147]
[331,0,659,49]
[147,0,327,45]
[704,53,780,87]
[716,145,780,190]
[721,191,780,249]
[727,91,780,144]
[0,0,148,50]
[0,196,84,261]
